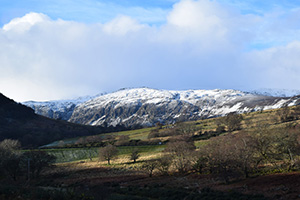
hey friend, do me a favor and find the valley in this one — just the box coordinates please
[3,0,300,199]
[1,90,300,199]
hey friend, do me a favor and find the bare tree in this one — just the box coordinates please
[130,148,140,163]
[272,127,300,170]
[191,150,209,174]
[142,160,157,177]
[176,122,198,136]
[99,144,118,165]
[115,135,130,146]
[0,139,21,151]
[215,125,226,134]
[224,112,243,132]
[251,124,277,167]
[165,140,195,156]
[230,133,257,178]
[0,139,22,180]
[156,156,172,175]
[165,140,195,173]
[155,122,163,129]
[292,105,300,120]
[204,135,250,183]
[148,129,160,139]
[277,105,292,122]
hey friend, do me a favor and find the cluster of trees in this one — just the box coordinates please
[276,105,300,123]
[66,131,163,148]
[215,112,243,132]
[99,144,140,165]
[141,124,300,183]
[0,139,55,181]
[148,122,198,139]
[84,110,300,184]
[148,113,244,142]
[114,119,226,176]
[198,126,299,182]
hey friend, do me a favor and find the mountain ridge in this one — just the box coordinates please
[22,88,300,127]
[250,88,300,97]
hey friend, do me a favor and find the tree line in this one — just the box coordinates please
[98,112,300,183]
[0,139,55,181]
[144,124,300,183]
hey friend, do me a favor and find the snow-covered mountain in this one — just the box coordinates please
[23,94,103,121]
[23,88,300,127]
[251,88,300,97]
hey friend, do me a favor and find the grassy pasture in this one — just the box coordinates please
[45,144,166,163]
[44,105,300,165]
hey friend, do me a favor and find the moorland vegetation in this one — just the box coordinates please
[1,104,300,199]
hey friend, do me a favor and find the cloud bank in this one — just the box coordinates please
[1,0,300,101]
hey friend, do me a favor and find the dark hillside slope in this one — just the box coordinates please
[0,93,105,147]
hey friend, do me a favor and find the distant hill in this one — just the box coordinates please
[24,88,300,127]
[250,88,300,97]
[22,93,103,121]
[0,93,116,147]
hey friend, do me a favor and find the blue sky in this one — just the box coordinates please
[1,0,300,101]
[1,0,298,25]
[0,0,178,26]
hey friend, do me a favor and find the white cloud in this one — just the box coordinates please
[1,0,300,101]
[3,12,50,32]
[244,41,300,90]
[103,15,146,35]
[168,0,224,31]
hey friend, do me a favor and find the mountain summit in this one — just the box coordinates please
[23,88,300,127]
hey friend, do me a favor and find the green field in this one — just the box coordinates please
[43,105,300,165]
[45,144,166,163]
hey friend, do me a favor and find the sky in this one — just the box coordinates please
[1,0,300,101]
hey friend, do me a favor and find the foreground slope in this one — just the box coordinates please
[0,93,104,147]
[24,88,300,127]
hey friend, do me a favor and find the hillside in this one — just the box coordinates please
[0,93,109,147]
[23,88,300,127]
[33,104,300,200]
[2,96,300,199]
[44,102,300,150]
